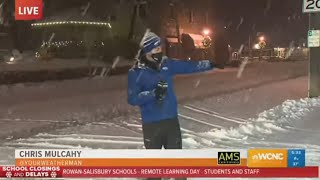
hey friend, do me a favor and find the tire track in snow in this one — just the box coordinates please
[35,133,143,141]
[2,104,239,149]
[0,102,260,149]
[178,114,223,129]
[0,118,76,123]
[4,142,83,149]
[20,137,143,145]
[183,105,248,123]
[5,134,144,149]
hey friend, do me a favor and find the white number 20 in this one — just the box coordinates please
[306,0,320,10]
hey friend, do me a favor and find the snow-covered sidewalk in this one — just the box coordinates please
[0,54,135,84]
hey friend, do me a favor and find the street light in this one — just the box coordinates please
[203,29,210,36]
[259,36,265,41]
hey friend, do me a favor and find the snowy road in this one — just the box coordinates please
[0,61,319,179]
[1,78,320,180]
[1,77,317,160]
[0,61,308,140]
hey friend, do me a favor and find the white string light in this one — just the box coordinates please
[31,21,111,27]
[42,41,105,48]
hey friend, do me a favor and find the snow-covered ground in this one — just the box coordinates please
[0,60,317,179]
[0,61,307,125]
[0,50,132,72]
[1,92,319,180]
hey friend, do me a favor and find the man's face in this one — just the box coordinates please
[146,46,163,62]
[151,47,162,54]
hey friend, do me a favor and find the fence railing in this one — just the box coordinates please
[231,48,309,61]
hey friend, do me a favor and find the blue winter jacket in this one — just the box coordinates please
[127,58,214,124]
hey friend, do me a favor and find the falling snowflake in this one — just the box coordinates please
[194,80,201,88]
[237,57,249,79]
[238,44,245,54]
[81,2,91,17]
[112,56,121,69]
[48,33,55,44]
[285,41,295,59]
[0,2,4,25]
[236,17,244,32]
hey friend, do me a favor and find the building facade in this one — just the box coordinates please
[2,0,213,59]
[108,0,213,58]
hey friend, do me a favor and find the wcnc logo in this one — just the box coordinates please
[248,149,288,167]
[217,152,241,165]
[252,152,284,160]
[15,0,43,20]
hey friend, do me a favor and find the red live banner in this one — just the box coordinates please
[0,166,318,178]
[15,0,43,20]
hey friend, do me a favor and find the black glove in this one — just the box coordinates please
[155,80,168,101]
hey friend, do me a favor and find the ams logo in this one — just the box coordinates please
[217,152,241,165]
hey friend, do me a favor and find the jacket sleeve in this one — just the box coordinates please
[127,69,156,106]
[167,59,214,75]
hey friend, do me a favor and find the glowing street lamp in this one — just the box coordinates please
[203,29,210,36]
[259,36,265,41]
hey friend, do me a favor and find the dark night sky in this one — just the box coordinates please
[49,0,306,26]
[3,0,308,47]
[211,0,308,46]
[46,0,306,47]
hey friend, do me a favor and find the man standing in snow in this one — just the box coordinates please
[127,32,225,150]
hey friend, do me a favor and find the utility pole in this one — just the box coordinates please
[248,34,251,49]
[308,13,320,97]
[173,3,180,44]
[302,0,320,98]
[128,1,138,40]
[248,34,252,58]
[302,0,320,97]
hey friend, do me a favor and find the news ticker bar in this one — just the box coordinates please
[15,149,306,168]
[0,166,319,178]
